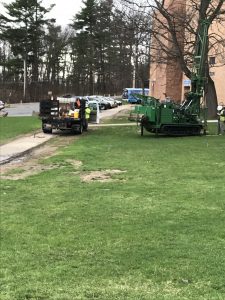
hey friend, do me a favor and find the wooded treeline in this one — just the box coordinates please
[0,0,151,103]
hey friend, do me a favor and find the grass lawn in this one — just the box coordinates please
[0,116,40,144]
[0,121,225,299]
[101,115,131,124]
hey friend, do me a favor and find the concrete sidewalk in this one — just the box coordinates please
[0,133,54,165]
[0,105,132,165]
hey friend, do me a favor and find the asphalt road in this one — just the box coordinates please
[5,102,40,116]
[5,102,131,118]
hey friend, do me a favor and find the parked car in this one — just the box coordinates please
[87,100,100,123]
[88,96,110,110]
[114,99,122,106]
[104,97,119,108]
[91,96,118,109]
[97,96,115,109]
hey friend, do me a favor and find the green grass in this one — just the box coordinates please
[207,122,219,135]
[0,122,225,299]
[101,105,131,124]
[102,115,131,124]
[0,116,41,144]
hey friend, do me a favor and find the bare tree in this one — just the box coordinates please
[121,0,225,117]
[115,1,152,89]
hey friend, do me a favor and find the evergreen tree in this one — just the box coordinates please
[94,0,113,94]
[43,24,69,87]
[70,0,135,95]
[0,0,54,100]
[71,0,98,94]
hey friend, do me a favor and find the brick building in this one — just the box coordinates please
[149,0,225,105]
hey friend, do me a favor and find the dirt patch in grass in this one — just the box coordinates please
[114,108,131,117]
[104,108,131,120]
[0,133,125,182]
[66,159,83,168]
[1,164,56,180]
[0,134,81,180]
[81,169,126,183]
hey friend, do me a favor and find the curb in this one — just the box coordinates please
[0,133,54,166]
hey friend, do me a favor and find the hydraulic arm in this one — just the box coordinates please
[133,1,212,136]
[182,16,210,115]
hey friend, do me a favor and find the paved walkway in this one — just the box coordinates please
[0,133,54,165]
[0,105,132,165]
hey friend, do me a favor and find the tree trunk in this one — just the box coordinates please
[205,76,218,118]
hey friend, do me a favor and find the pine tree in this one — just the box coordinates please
[0,0,54,100]
[44,24,69,87]
[71,0,98,94]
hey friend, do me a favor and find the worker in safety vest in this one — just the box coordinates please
[85,106,91,120]
[218,104,225,135]
[83,104,91,131]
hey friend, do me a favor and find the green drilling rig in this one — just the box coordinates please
[133,6,212,136]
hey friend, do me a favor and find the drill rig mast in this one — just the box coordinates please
[134,2,212,136]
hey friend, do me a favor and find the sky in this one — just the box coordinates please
[0,0,84,26]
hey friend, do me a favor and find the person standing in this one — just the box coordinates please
[75,98,81,109]
[84,104,91,131]
[85,106,91,120]
[218,105,225,135]
[0,100,4,110]
[0,100,8,117]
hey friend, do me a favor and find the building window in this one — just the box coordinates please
[209,56,216,65]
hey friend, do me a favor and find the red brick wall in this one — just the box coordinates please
[150,0,186,102]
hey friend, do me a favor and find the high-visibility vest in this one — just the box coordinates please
[220,109,225,122]
[85,107,91,119]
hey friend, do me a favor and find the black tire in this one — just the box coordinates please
[42,123,52,134]
[43,128,52,134]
